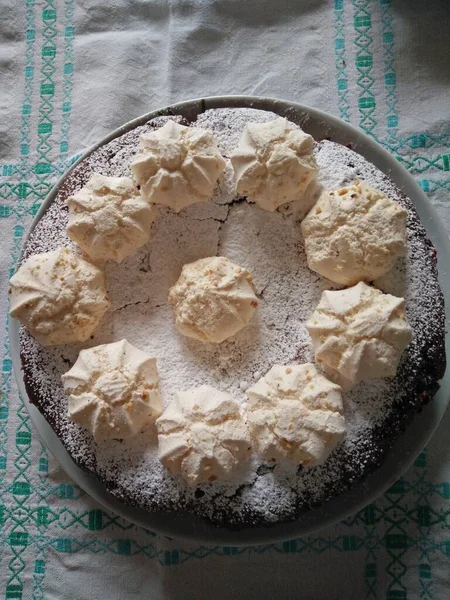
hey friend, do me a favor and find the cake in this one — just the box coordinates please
[16,106,446,529]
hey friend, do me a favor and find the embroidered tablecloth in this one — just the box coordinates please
[1,0,449,598]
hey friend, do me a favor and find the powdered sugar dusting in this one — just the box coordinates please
[19,108,445,528]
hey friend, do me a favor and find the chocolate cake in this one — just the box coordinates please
[18,107,446,529]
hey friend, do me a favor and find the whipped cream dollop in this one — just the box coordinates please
[67,173,157,263]
[9,248,109,345]
[156,385,251,485]
[230,117,318,212]
[306,282,413,388]
[301,180,408,285]
[169,256,258,344]
[130,120,226,212]
[246,364,346,465]
[62,339,162,442]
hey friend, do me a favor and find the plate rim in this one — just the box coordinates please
[9,95,450,545]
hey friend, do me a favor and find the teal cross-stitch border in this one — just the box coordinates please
[333,0,351,122]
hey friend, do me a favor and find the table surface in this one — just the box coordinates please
[1,0,449,598]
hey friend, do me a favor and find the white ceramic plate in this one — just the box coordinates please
[10,96,450,545]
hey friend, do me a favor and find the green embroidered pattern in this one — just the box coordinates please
[352,0,377,135]
[380,0,398,143]
[333,0,351,122]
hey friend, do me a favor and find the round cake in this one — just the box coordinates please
[17,106,446,529]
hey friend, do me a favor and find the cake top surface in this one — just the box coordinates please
[19,107,445,528]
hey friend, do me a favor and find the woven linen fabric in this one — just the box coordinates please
[1,0,449,598]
